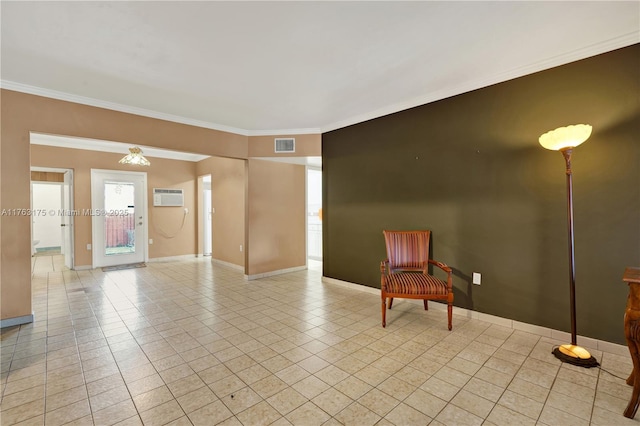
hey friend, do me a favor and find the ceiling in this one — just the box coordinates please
[1,2,638,137]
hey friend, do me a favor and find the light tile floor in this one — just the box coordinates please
[1,255,638,425]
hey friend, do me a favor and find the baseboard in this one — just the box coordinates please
[147,254,198,263]
[321,276,628,357]
[210,258,244,271]
[73,265,92,271]
[322,276,380,296]
[76,255,198,269]
[246,265,307,281]
[0,313,34,329]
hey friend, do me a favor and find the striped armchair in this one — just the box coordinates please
[380,230,454,330]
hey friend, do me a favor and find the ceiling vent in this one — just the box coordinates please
[275,138,295,153]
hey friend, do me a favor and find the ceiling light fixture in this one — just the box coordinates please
[119,147,150,166]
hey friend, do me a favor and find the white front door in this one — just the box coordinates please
[91,170,147,267]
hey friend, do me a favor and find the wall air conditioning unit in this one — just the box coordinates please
[275,137,295,153]
[153,188,184,207]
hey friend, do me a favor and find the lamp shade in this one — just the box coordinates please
[539,124,592,151]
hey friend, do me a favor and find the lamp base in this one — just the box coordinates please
[552,344,599,368]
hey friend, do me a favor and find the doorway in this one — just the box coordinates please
[30,167,74,269]
[307,167,322,263]
[202,175,212,256]
[91,169,147,267]
[31,182,62,253]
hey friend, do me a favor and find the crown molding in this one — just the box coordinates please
[0,80,252,136]
[0,80,322,138]
[321,33,640,133]
[246,128,322,137]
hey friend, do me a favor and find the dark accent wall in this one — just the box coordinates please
[322,45,640,345]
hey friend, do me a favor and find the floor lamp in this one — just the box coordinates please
[539,124,599,368]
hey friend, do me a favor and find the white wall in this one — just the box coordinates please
[32,183,62,250]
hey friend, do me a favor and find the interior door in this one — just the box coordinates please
[91,170,147,267]
[61,170,74,269]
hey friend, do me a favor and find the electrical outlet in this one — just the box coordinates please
[240,245,243,252]
[472,272,481,285]
[184,208,189,214]
[86,244,92,251]
[149,239,153,245]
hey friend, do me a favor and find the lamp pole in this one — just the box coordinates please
[561,148,577,346]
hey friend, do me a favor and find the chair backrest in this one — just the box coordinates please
[383,230,430,273]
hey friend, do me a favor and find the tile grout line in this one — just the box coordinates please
[59,267,93,425]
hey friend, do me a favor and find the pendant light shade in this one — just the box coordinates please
[119,147,150,166]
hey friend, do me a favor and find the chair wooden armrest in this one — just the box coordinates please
[380,259,390,275]
[428,259,452,273]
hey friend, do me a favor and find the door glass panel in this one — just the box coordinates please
[104,181,135,256]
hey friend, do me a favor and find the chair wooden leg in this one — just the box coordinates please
[447,303,453,331]
[381,295,386,328]
[423,300,428,310]
[388,298,394,309]
[625,366,640,418]
[625,336,640,418]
